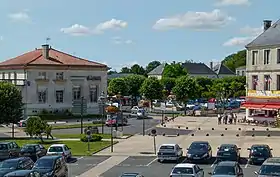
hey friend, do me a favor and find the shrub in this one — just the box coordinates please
[80,134,103,142]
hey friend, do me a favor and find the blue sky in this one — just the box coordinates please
[0,0,278,71]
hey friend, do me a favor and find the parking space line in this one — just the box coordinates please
[77,157,84,160]
[145,158,158,166]
[245,162,249,168]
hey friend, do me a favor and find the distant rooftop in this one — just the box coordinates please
[147,63,166,75]
[213,64,235,75]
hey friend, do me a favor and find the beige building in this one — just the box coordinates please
[0,44,108,116]
[243,20,280,121]
[236,66,246,76]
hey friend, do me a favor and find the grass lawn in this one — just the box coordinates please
[53,133,111,139]
[52,123,102,130]
[2,139,114,156]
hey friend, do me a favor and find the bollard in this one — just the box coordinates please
[267,134,271,137]
[252,134,255,137]
[238,128,241,131]
[178,126,180,129]
[198,128,201,130]
[66,121,68,123]
[54,121,56,124]
[212,128,214,130]
[186,127,188,129]
[148,133,151,136]
[163,133,165,136]
[252,128,255,131]
[161,123,164,126]
[77,120,79,122]
[191,134,194,136]
[164,125,166,127]
[225,128,227,130]
[177,133,179,136]
[206,133,209,136]
[266,128,269,131]
[88,119,90,121]
[236,134,239,137]
[221,134,224,136]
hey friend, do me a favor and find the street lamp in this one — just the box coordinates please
[116,92,123,131]
[98,91,105,134]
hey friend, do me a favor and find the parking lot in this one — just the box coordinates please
[100,156,260,177]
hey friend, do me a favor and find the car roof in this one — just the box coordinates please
[174,163,195,168]
[23,144,38,146]
[122,172,140,175]
[263,158,280,165]
[38,155,61,160]
[161,144,177,146]
[4,157,28,162]
[191,141,209,144]
[251,144,269,148]
[5,170,33,176]
[0,142,12,144]
[220,144,236,147]
[49,144,65,147]
[217,161,237,166]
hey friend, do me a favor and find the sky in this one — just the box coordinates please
[0,0,278,71]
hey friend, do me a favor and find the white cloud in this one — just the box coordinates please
[111,36,133,44]
[8,12,30,22]
[95,19,128,32]
[223,26,263,46]
[215,0,250,6]
[60,24,92,36]
[153,9,234,31]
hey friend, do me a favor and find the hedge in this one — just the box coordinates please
[80,134,103,142]
[38,114,103,120]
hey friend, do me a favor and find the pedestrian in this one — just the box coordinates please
[218,114,222,125]
[224,114,228,124]
[234,113,237,124]
[229,113,233,124]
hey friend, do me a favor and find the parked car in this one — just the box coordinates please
[119,173,144,177]
[254,158,280,177]
[186,141,212,162]
[170,163,204,177]
[0,142,21,160]
[19,144,47,162]
[209,161,243,177]
[46,144,72,161]
[136,109,148,119]
[157,144,183,163]
[33,156,68,177]
[17,117,31,127]
[248,144,273,165]
[105,116,128,126]
[4,170,41,177]
[0,157,34,177]
[216,144,241,162]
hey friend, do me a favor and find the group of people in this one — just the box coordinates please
[217,112,238,125]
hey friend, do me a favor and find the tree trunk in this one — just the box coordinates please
[184,103,187,115]
[12,123,14,138]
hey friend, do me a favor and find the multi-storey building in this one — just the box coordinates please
[243,20,280,122]
[0,44,108,116]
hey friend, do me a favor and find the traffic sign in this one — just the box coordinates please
[151,129,157,135]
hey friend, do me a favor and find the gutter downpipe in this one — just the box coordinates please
[24,66,28,119]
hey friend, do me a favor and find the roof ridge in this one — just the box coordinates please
[26,52,42,65]
[222,63,235,74]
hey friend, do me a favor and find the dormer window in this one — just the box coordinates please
[56,72,64,80]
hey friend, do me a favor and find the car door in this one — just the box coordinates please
[194,165,203,177]
[34,145,42,158]
[176,145,183,156]
[63,145,71,158]
[11,142,20,156]
[55,158,63,177]
[208,145,212,156]
[38,145,47,156]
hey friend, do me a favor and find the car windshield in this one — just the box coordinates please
[121,174,139,177]
[189,143,208,150]
[48,146,63,152]
[160,146,174,150]
[213,166,236,175]
[172,167,194,174]
[259,165,280,176]
[22,145,35,151]
[0,144,8,150]
[0,161,18,169]
[252,147,269,153]
[34,159,54,169]
[220,145,235,151]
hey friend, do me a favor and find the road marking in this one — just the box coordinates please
[77,157,84,160]
[145,158,158,166]
[211,160,216,168]
[245,163,249,168]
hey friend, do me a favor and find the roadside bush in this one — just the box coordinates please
[80,134,103,142]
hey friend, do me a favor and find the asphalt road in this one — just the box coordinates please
[100,156,260,177]
[52,118,163,135]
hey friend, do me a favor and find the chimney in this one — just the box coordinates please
[263,20,272,31]
[42,44,50,59]
[210,62,213,70]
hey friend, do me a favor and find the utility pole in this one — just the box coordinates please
[80,96,84,134]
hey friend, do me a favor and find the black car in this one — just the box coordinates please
[216,144,241,162]
[4,170,41,177]
[32,156,68,177]
[0,157,34,177]
[248,144,272,165]
[0,142,21,160]
[209,161,244,177]
[119,173,144,177]
[186,141,212,162]
[20,144,47,162]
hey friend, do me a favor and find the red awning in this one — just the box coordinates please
[263,104,280,110]
[241,103,265,109]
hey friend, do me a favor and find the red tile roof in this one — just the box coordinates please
[0,46,107,69]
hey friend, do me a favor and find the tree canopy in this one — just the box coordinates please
[124,75,146,97]
[162,62,187,78]
[222,50,246,72]
[108,78,128,95]
[140,77,163,100]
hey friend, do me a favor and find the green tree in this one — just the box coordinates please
[162,62,187,78]
[120,67,131,73]
[196,77,214,99]
[25,116,47,142]
[130,64,146,75]
[140,77,163,104]
[108,78,128,95]
[161,77,176,93]
[172,76,200,114]
[145,61,161,74]
[222,50,246,72]
[0,82,23,138]
[124,75,146,98]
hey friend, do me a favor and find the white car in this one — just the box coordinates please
[47,144,72,161]
[157,144,183,162]
[170,163,204,177]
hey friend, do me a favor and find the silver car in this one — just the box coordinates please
[254,158,280,177]
[209,161,243,177]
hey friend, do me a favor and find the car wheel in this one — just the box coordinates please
[157,159,163,163]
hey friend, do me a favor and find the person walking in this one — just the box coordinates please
[234,113,237,124]
[217,114,222,125]
[224,113,228,124]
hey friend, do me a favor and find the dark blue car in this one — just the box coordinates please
[4,170,41,177]
[216,144,241,162]
[0,157,34,177]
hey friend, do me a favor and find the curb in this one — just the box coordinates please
[92,141,119,155]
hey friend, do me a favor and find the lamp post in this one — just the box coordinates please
[116,92,123,131]
[98,91,105,134]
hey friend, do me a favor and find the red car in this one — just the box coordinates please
[105,116,128,126]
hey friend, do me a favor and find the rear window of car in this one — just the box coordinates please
[160,146,174,150]
[34,158,54,169]
[48,146,63,152]
[22,145,35,151]
[220,145,235,151]
[172,167,194,174]
[0,144,8,150]
[252,146,268,152]
[213,165,236,175]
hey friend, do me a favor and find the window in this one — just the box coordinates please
[38,72,47,79]
[89,86,98,103]
[73,87,81,100]
[264,75,271,91]
[56,90,64,103]
[277,49,280,63]
[264,50,270,64]
[252,75,258,90]
[2,72,5,79]
[56,72,64,80]
[38,90,47,103]
[252,51,258,65]
[277,75,280,90]
[237,71,240,75]
[242,71,245,76]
